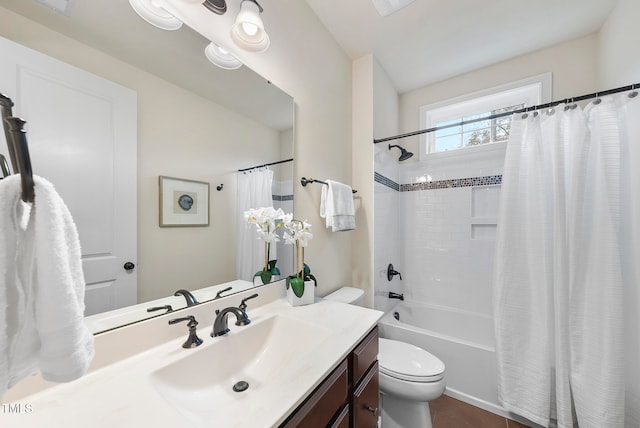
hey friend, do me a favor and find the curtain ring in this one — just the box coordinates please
[593,92,602,105]
[629,83,638,99]
[564,98,572,111]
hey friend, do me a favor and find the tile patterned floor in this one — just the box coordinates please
[430,395,531,428]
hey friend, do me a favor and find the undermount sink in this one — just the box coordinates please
[149,314,332,426]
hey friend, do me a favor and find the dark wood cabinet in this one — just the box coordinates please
[280,326,379,428]
[352,361,379,427]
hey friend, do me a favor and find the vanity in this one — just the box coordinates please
[2,282,383,427]
[281,326,380,427]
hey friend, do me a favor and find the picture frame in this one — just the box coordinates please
[159,176,210,227]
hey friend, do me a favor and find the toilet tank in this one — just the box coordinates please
[323,287,365,306]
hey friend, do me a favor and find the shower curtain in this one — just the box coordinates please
[493,92,640,428]
[236,167,275,281]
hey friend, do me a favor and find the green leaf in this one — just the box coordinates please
[289,276,305,298]
[303,263,311,276]
[259,270,272,285]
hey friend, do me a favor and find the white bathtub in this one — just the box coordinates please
[378,301,506,417]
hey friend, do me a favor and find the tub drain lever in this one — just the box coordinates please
[387,263,403,281]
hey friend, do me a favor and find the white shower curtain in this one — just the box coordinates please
[494,92,640,428]
[236,168,275,281]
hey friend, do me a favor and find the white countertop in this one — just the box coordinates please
[2,296,382,428]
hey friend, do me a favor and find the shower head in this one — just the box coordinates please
[389,144,414,161]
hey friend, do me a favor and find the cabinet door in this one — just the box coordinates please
[281,360,349,428]
[353,361,379,428]
[352,326,378,385]
[330,405,349,428]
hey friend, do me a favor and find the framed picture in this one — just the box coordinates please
[159,176,210,227]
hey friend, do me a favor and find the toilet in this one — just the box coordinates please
[324,287,446,428]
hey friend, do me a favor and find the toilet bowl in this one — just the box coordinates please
[323,287,447,428]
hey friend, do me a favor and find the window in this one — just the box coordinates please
[420,73,551,156]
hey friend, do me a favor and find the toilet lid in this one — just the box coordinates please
[378,338,445,382]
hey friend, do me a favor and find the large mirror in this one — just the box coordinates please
[0,0,294,333]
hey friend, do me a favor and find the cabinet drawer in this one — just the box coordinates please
[352,326,378,387]
[353,361,379,428]
[281,359,349,428]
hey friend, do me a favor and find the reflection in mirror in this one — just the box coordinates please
[0,0,294,333]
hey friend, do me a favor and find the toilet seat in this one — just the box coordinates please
[379,338,445,383]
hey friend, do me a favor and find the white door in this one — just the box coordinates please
[0,36,137,315]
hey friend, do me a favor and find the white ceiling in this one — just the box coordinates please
[305,0,620,93]
[4,0,620,111]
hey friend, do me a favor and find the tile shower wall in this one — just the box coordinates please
[375,146,506,317]
[401,184,500,316]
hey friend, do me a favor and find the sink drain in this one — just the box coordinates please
[233,380,249,392]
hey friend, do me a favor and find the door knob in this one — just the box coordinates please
[123,262,136,271]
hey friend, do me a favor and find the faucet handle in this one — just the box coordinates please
[147,304,173,313]
[238,293,259,311]
[169,315,203,349]
[215,286,233,299]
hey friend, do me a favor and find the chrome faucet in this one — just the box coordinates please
[174,289,198,306]
[211,307,251,337]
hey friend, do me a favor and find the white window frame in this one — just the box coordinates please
[419,73,552,159]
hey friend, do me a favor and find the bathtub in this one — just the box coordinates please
[378,300,506,417]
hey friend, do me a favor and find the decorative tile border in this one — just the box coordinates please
[374,172,400,191]
[374,172,501,192]
[399,175,502,192]
[273,194,294,201]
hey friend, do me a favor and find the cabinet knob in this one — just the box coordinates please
[366,405,379,416]
[123,262,135,271]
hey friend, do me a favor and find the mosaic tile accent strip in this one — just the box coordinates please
[399,175,502,192]
[273,194,294,201]
[374,172,400,191]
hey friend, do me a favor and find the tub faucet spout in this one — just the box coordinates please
[388,292,404,301]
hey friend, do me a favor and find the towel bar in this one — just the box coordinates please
[300,177,357,193]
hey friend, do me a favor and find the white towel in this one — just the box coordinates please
[320,180,355,232]
[0,175,94,399]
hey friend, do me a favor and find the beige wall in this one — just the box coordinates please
[171,0,355,298]
[598,0,640,88]
[398,34,599,156]
[351,55,375,306]
[0,7,282,302]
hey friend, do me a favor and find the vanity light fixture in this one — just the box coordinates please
[203,0,227,15]
[229,0,270,53]
[128,0,182,31]
[203,0,270,53]
[205,42,243,70]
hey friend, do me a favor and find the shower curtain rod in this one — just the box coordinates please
[238,158,293,172]
[373,82,640,144]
